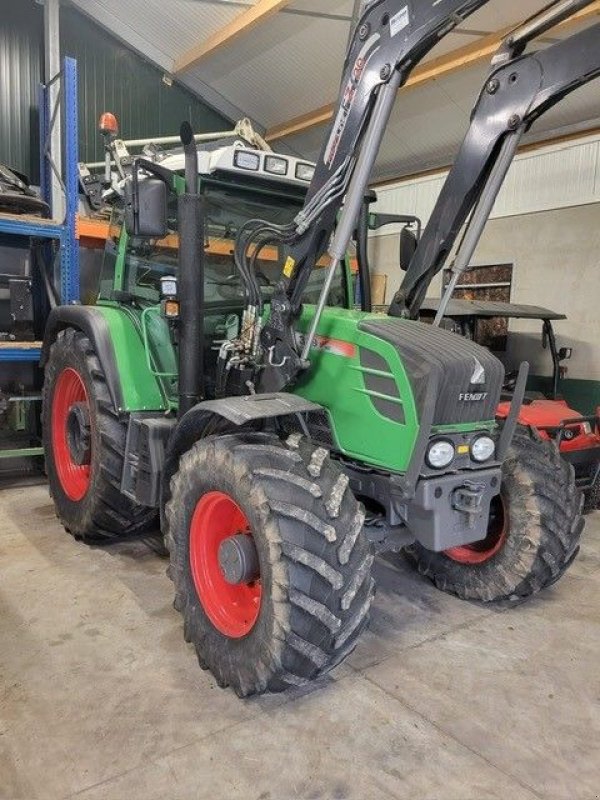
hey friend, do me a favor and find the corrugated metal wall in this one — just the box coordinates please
[0,2,231,182]
[0,3,44,182]
[60,6,230,168]
[372,133,600,233]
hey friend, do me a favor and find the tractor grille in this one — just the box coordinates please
[359,318,504,426]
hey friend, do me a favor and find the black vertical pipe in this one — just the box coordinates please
[356,194,374,313]
[178,122,204,417]
[544,319,561,401]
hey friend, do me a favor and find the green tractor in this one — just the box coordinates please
[42,0,584,697]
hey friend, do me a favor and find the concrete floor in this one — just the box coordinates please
[0,483,598,800]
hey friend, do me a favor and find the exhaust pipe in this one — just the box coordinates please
[177,122,205,416]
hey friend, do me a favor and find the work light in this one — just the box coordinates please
[234,150,260,171]
[295,162,315,182]
[265,156,288,176]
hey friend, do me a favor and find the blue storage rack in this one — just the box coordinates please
[0,56,80,366]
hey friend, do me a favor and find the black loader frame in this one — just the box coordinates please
[216,0,497,395]
[390,0,600,319]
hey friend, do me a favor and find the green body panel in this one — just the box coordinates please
[113,228,128,295]
[293,307,494,473]
[91,298,495,473]
[93,304,168,412]
[293,307,420,472]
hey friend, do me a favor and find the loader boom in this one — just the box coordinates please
[227,0,494,393]
[389,0,600,319]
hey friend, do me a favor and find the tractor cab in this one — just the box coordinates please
[91,129,353,404]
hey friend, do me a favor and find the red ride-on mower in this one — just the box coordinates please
[419,299,600,513]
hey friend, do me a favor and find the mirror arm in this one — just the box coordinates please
[369,213,421,231]
[133,157,176,186]
[543,319,561,400]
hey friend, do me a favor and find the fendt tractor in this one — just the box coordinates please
[42,0,593,697]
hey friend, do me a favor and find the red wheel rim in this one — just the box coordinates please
[445,494,507,565]
[189,492,261,638]
[51,368,91,502]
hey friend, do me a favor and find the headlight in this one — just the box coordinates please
[426,439,455,470]
[471,435,495,463]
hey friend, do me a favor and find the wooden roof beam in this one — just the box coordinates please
[174,0,294,74]
[266,0,600,142]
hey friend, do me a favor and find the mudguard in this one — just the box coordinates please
[160,394,323,526]
[42,305,168,414]
[42,306,125,413]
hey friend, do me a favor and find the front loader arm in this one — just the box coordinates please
[390,0,600,319]
[233,0,493,393]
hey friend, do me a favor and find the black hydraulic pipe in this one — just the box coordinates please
[356,200,372,313]
[178,122,205,417]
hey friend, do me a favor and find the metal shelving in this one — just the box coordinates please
[0,56,80,366]
[0,57,79,465]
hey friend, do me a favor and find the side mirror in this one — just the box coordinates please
[559,347,573,361]
[124,176,168,238]
[400,227,418,272]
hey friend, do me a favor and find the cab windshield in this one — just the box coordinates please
[99,179,349,309]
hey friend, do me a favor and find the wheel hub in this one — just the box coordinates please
[218,534,260,585]
[66,402,91,466]
[189,491,262,638]
[51,367,92,502]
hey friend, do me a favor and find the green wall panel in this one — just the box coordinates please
[529,376,600,416]
[0,1,230,181]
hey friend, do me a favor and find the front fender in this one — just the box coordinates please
[160,394,323,528]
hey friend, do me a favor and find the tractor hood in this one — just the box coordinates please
[359,317,505,427]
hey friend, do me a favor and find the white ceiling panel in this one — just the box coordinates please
[68,0,600,181]
[71,0,246,65]
[196,10,351,127]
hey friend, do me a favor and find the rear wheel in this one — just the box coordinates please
[406,427,584,601]
[42,328,156,541]
[166,432,374,697]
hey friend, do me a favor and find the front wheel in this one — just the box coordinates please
[166,433,374,697]
[406,427,584,602]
